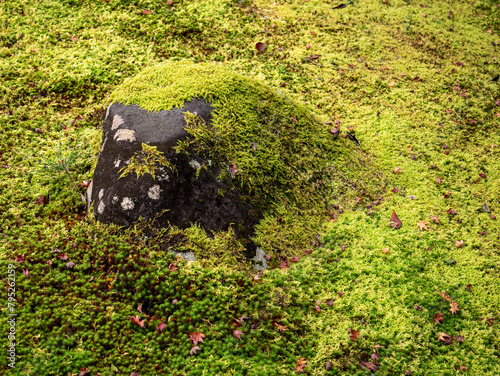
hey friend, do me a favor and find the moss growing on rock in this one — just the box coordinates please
[110,60,384,256]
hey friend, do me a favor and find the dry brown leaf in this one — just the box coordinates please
[438,291,453,302]
[295,358,307,372]
[381,247,390,254]
[430,216,440,223]
[455,240,464,248]
[393,166,403,174]
[433,312,445,324]
[417,221,428,231]
[450,301,460,314]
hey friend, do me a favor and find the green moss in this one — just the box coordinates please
[118,142,175,179]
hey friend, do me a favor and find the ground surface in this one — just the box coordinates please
[0,0,499,375]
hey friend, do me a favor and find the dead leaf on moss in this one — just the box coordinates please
[393,166,403,174]
[390,210,402,229]
[381,247,390,254]
[438,332,453,344]
[295,358,307,372]
[455,240,464,248]
[450,302,460,314]
[348,328,359,341]
[431,216,440,223]
[433,313,445,324]
[417,221,428,230]
[255,42,266,53]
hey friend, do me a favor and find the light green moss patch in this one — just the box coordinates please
[118,142,175,179]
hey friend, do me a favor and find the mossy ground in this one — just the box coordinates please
[0,0,499,375]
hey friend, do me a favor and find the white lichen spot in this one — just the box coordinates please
[111,114,124,130]
[114,159,121,168]
[189,160,201,169]
[114,129,136,142]
[148,185,161,200]
[100,136,108,153]
[121,197,134,210]
[112,195,119,203]
[104,101,113,122]
[97,201,105,214]
[157,167,170,182]
[98,189,104,200]
[86,180,93,203]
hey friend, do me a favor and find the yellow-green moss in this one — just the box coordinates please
[118,143,175,179]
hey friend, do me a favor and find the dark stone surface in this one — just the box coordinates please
[88,98,260,257]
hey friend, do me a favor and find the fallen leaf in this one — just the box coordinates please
[360,361,378,372]
[128,315,145,328]
[142,9,153,14]
[325,299,333,306]
[348,328,359,341]
[295,358,307,372]
[255,42,266,52]
[290,256,299,263]
[189,331,205,345]
[230,164,238,176]
[459,366,468,371]
[157,322,166,332]
[482,201,490,212]
[436,177,442,184]
[79,368,89,376]
[433,313,444,324]
[392,187,399,193]
[167,0,173,5]
[66,261,75,269]
[15,254,26,263]
[414,304,422,311]
[466,284,472,292]
[306,43,312,49]
[438,291,453,302]
[35,195,47,205]
[314,305,321,313]
[450,301,460,314]
[58,254,69,260]
[254,270,263,282]
[437,332,453,344]
[337,292,345,298]
[381,247,390,254]
[310,54,322,60]
[333,3,347,9]
[23,269,29,277]
[168,263,178,271]
[325,361,332,370]
[390,210,402,229]
[233,330,243,340]
[275,323,287,331]
[486,317,494,326]
[417,220,428,231]
[137,303,143,313]
[431,216,440,223]
[455,240,464,248]
[487,29,493,34]
[189,346,201,355]
[447,208,457,215]
[393,166,403,174]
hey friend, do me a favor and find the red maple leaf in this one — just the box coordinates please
[58,254,69,260]
[280,260,289,269]
[15,254,26,263]
[348,328,359,341]
[157,322,166,332]
[295,358,307,372]
[189,346,201,355]
[255,42,266,52]
[189,331,205,345]
[433,313,444,324]
[79,368,89,376]
[128,315,145,328]
[290,256,299,263]
[360,361,378,371]
[142,9,153,14]
[390,210,402,229]
[253,270,263,282]
[168,262,178,271]
[233,330,243,340]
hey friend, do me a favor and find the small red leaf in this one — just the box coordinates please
[348,328,359,341]
[157,322,166,332]
[168,262,178,271]
[137,303,143,313]
[129,315,145,327]
[233,330,243,340]
[59,254,69,260]
[189,331,205,345]
[23,269,29,277]
[255,42,266,52]
[190,346,201,355]
[390,210,402,229]
[15,254,26,263]
[142,9,154,14]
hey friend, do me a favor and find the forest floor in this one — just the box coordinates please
[0,0,499,375]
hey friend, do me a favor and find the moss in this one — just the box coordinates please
[117,142,175,179]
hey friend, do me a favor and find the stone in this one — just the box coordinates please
[88,98,260,257]
[88,60,351,261]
